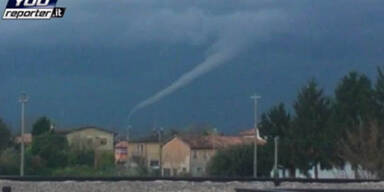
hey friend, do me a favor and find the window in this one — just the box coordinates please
[172,168,178,176]
[150,160,159,167]
[100,138,107,145]
[193,151,197,159]
[182,168,187,172]
[163,168,171,176]
[204,153,210,160]
[87,138,93,145]
[197,167,202,172]
[136,144,144,153]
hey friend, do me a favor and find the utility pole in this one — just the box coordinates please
[274,136,279,175]
[19,93,28,176]
[251,94,261,178]
[157,127,163,176]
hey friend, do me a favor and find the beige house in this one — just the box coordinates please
[15,133,32,145]
[64,126,114,152]
[161,135,266,177]
[126,135,161,170]
[161,136,191,176]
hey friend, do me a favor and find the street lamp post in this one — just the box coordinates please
[274,136,279,175]
[251,94,261,178]
[19,93,28,176]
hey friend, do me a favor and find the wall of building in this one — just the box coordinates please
[190,149,217,176]
[145,143,161,168]
[127,142,161,169]
[161,137,191,176]
[66,128,114,151]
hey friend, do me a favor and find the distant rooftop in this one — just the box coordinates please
[179,134,266,150]
[239,128,257,136]
[15,133,32,144]
[128,133,174,143]
[55,126,115,135]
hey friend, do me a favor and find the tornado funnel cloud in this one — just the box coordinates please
[128,49,235,120]
[127,10,287,122]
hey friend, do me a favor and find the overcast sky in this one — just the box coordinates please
[0,0,383,135]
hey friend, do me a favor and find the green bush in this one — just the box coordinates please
[95,151,115,170]
[31,133,69,169]
[0,147,19,175]
[25,147,51,175]
[207,144,273,177]
[68,149,95,167]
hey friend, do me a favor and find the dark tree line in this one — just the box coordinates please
[209,66,384,178]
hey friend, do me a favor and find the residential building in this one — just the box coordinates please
[115,141,128,164]
[161,135,266,177]
[63,126,114,152]
[161,136,190,176]
[126,135,161,170]
[15,133,32,145]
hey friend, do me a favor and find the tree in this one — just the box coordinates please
[375,67,384,124]
[207,144,273,177]
[0,118,11,152]
[260,103,296,177]
[31,133,69,168]
[334,72,375,133]
[32,117,51,136]
[339,121,384,179]
[333,72,376,178]
[260,103,291,137]
[292,80,332,178]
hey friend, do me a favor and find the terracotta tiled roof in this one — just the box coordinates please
[115,141,128,148]
[241,136,267,145]
[238,128,267,145]
[179,135,266,150]
[239,128,257,136]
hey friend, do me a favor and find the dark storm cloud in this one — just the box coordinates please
[0,0,383,132]
[1,0,287,47]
